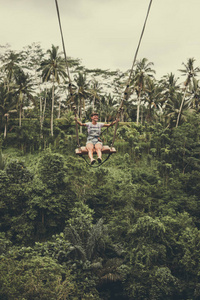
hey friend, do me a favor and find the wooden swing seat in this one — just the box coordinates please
[75,145,116,156]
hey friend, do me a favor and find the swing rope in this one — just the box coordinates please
[127,0,153,88]
[111,0,153,148]
[55,0,153,166]
[55,0,80,147]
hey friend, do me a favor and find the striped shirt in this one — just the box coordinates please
[85,122,104,145]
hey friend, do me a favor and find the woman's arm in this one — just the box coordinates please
[74,117,87,126]
[103,119,119,127]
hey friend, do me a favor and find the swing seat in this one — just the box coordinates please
[75,145,116,156]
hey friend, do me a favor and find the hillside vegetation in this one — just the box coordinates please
[1,43,200,299]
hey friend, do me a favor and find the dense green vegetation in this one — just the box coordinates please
[1,43,200,299]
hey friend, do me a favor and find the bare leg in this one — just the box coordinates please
[86,143,95,163]
[95,143,103,161]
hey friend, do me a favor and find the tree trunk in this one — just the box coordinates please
[39,94,43,138]
[19,104,22,127]
[93,95,95,111]
[79,98,82,134]
[4,123,7,138]
[141,106,143,124]
[19,91,23,127]
[51,83,55,136]
[39,82,44,138]
[121,109,124,122]
[57,101,61,118]
[40,92,47,139]
[176,87,187,128]
[136,92,141,125]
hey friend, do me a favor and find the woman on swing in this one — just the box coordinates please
[75,112,118,165]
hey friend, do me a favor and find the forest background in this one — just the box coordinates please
[1,43,200,299]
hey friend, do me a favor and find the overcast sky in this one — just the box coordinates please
[1,0,200,80]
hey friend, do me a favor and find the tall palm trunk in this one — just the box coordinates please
[121,109,124,122]
[19,91,23,127]
[39,82,46,138]
[19,104,22,127]
[93,95,95,111]
[40,88,47,138]
[176,87,187,128]
[4,120,7,138]
[51,82,55,136]
[79,98,83,134]
[141,106,144,124]
[57,101,61,118]
[3,113,9,138]
[136,91,141,125]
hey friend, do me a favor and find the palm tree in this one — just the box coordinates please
[0,84,17,137]
[11,69,34,127]
[1,50,21,92]
[165,93,191,128]
[89,78,102,111]
[188,77,200,112]
[176,58,200,127]
[159,73,180,126]
[64,217,124,287]
[144,78,162,123]
[100,94,118,122]
[38,45,67,136]
[160,73,180,103]
[64,218,107,262]
[134,58,155,124]
[73,72,90,132]
[36,88,47,138]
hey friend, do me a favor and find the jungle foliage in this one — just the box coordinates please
[1,43,200,299]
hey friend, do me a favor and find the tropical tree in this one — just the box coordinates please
[73,72,90,133]
[0,254,76,300]
[0,83,17,137]
[1,50,21,91]
[88,77,102,111]
[74,72,90,117]
[165,93,191,128]
[134,58,155,124]
[144,77,162,123]
[159,73,180,126]
[160,73,180,104]
[188,77,200,112]
[11,69,34,127]
[22,43,47,135]
[100,94,118,122]
[176,58,200,127]
[38,45,67,136]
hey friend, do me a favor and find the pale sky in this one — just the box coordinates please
[1,0,200,81]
